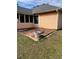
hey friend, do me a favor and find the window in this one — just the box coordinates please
[17,13,19,23]
[17,13,19,19]
[30,15,33,23]
[25,15,29,23]
[34,16,38,24]
[20,14,24,23]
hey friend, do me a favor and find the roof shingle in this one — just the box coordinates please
[17,4,62,14]
[32,4,61,13]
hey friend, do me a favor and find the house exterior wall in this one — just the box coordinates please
[38,11,59,29]
[17,11,62,29]
[17,23,34,29]
[57,11,62,29]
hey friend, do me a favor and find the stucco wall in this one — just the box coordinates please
[17,23,34,29]
[57,11,62,29]
[38,12,58,29]
[17,11,62,29]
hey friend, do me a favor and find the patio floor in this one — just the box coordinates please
[18,28,55,41]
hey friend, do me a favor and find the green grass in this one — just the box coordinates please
[17,30,62,59]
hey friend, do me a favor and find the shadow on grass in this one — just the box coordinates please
[57,28,62,31]
[38,31,56,42]
[39,35,48,41]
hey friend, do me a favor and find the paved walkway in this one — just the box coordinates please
[18,28,55,41]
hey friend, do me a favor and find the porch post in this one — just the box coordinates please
[19,13,20,23]
[24,14,26,23]
[33,15,34,24]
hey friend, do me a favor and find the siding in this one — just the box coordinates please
[57,11,62,29]
[39,12,58,29]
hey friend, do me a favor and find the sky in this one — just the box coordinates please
[17,0,62,9]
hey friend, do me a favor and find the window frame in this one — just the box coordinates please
[20,14,24,23]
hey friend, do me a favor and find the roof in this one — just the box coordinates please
[17,6,32,15]
[32,4,61,14]
[17,4,62,14]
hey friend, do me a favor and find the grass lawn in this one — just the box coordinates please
[17,30,62,59]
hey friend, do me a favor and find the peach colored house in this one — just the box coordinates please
[17,4,62,30]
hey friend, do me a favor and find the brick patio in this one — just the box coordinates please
[18,28,55,41]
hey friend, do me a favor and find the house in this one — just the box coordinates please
[17,4,62,30]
